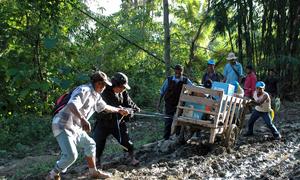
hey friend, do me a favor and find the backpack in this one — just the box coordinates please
[52,89,74,116]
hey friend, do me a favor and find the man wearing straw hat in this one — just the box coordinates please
[223,52,244,84]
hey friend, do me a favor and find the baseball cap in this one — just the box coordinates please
[256,81,265,88]
[208,59,215,65]
[112,72,130,90]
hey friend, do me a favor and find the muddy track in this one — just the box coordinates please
[1,102,299,179]
[104,102,300,179]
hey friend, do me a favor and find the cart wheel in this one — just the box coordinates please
[225,124,239,148]
[183,126,194,142]
[178,126,194,144]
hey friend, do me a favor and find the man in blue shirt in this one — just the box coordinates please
[202,59,222,88]
[223,52,244,84]
[157,64,193,140]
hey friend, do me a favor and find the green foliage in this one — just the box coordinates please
[0,0,299,160]
[0,114,52,154]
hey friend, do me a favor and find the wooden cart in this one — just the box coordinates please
[171,84,249,147]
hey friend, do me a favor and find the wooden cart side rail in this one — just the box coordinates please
[173,84,190,129]
[223,97,249,130]
[176,117,215,128]
[182,84,224,98]
[232,99,245,127]
[223,96,239,129]
[177,105,217,115]
[227,98,243,129]
[179,94,219,108]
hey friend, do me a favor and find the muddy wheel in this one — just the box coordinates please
[178,126,194,144]
[225,124,239,148]
[238,106,247,129]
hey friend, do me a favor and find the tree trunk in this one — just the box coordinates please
[227,26,234,52]
[275,0,287,56]
[237,0,243,65]
[242,0,252,65]
[163,0,171,77]
[248,0,254,65]
[259,2,267,65]
[287,0,300,56]
[34,34,43,82]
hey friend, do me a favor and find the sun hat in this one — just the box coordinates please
[226,52,238,60]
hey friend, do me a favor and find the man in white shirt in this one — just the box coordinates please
[244,81,281,140]
[47,71,129,180]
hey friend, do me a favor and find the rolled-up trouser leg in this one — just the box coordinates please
[54,131,78,173]
[78,131,97,158]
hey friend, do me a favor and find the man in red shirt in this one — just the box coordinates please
[244,65,257,98]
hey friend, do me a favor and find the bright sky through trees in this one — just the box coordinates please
[86,0,122,16]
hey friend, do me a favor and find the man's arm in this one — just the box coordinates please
[65,102,91,132]
[156,95,164,112]
[238,63,244,77]
[255,94,268,105]
[122,91,140,113]
[105,105,129,116]
[160,78,169,96]
[157,78,168,112]
[67,88,91,132]
[186,78,193,86]
[223,64,228,82]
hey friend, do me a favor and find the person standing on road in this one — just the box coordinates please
[201,59,222,88]
[157,64,193,140]
[223,52,244,84]
[244,81,281,140]
[93,72,140,166]
[244,65,257,98]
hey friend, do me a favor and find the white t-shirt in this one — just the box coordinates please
[253,91,271,112]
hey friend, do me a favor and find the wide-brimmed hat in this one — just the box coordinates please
[226,52,238,60]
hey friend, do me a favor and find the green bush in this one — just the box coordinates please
[0,114,52,153]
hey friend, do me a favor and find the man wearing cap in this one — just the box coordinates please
[93,72,140,166]
[202,59,222,88]
[223,52,244,84]
[244,81,281,140]
[47,71,129,180]
[157,64,193,140]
